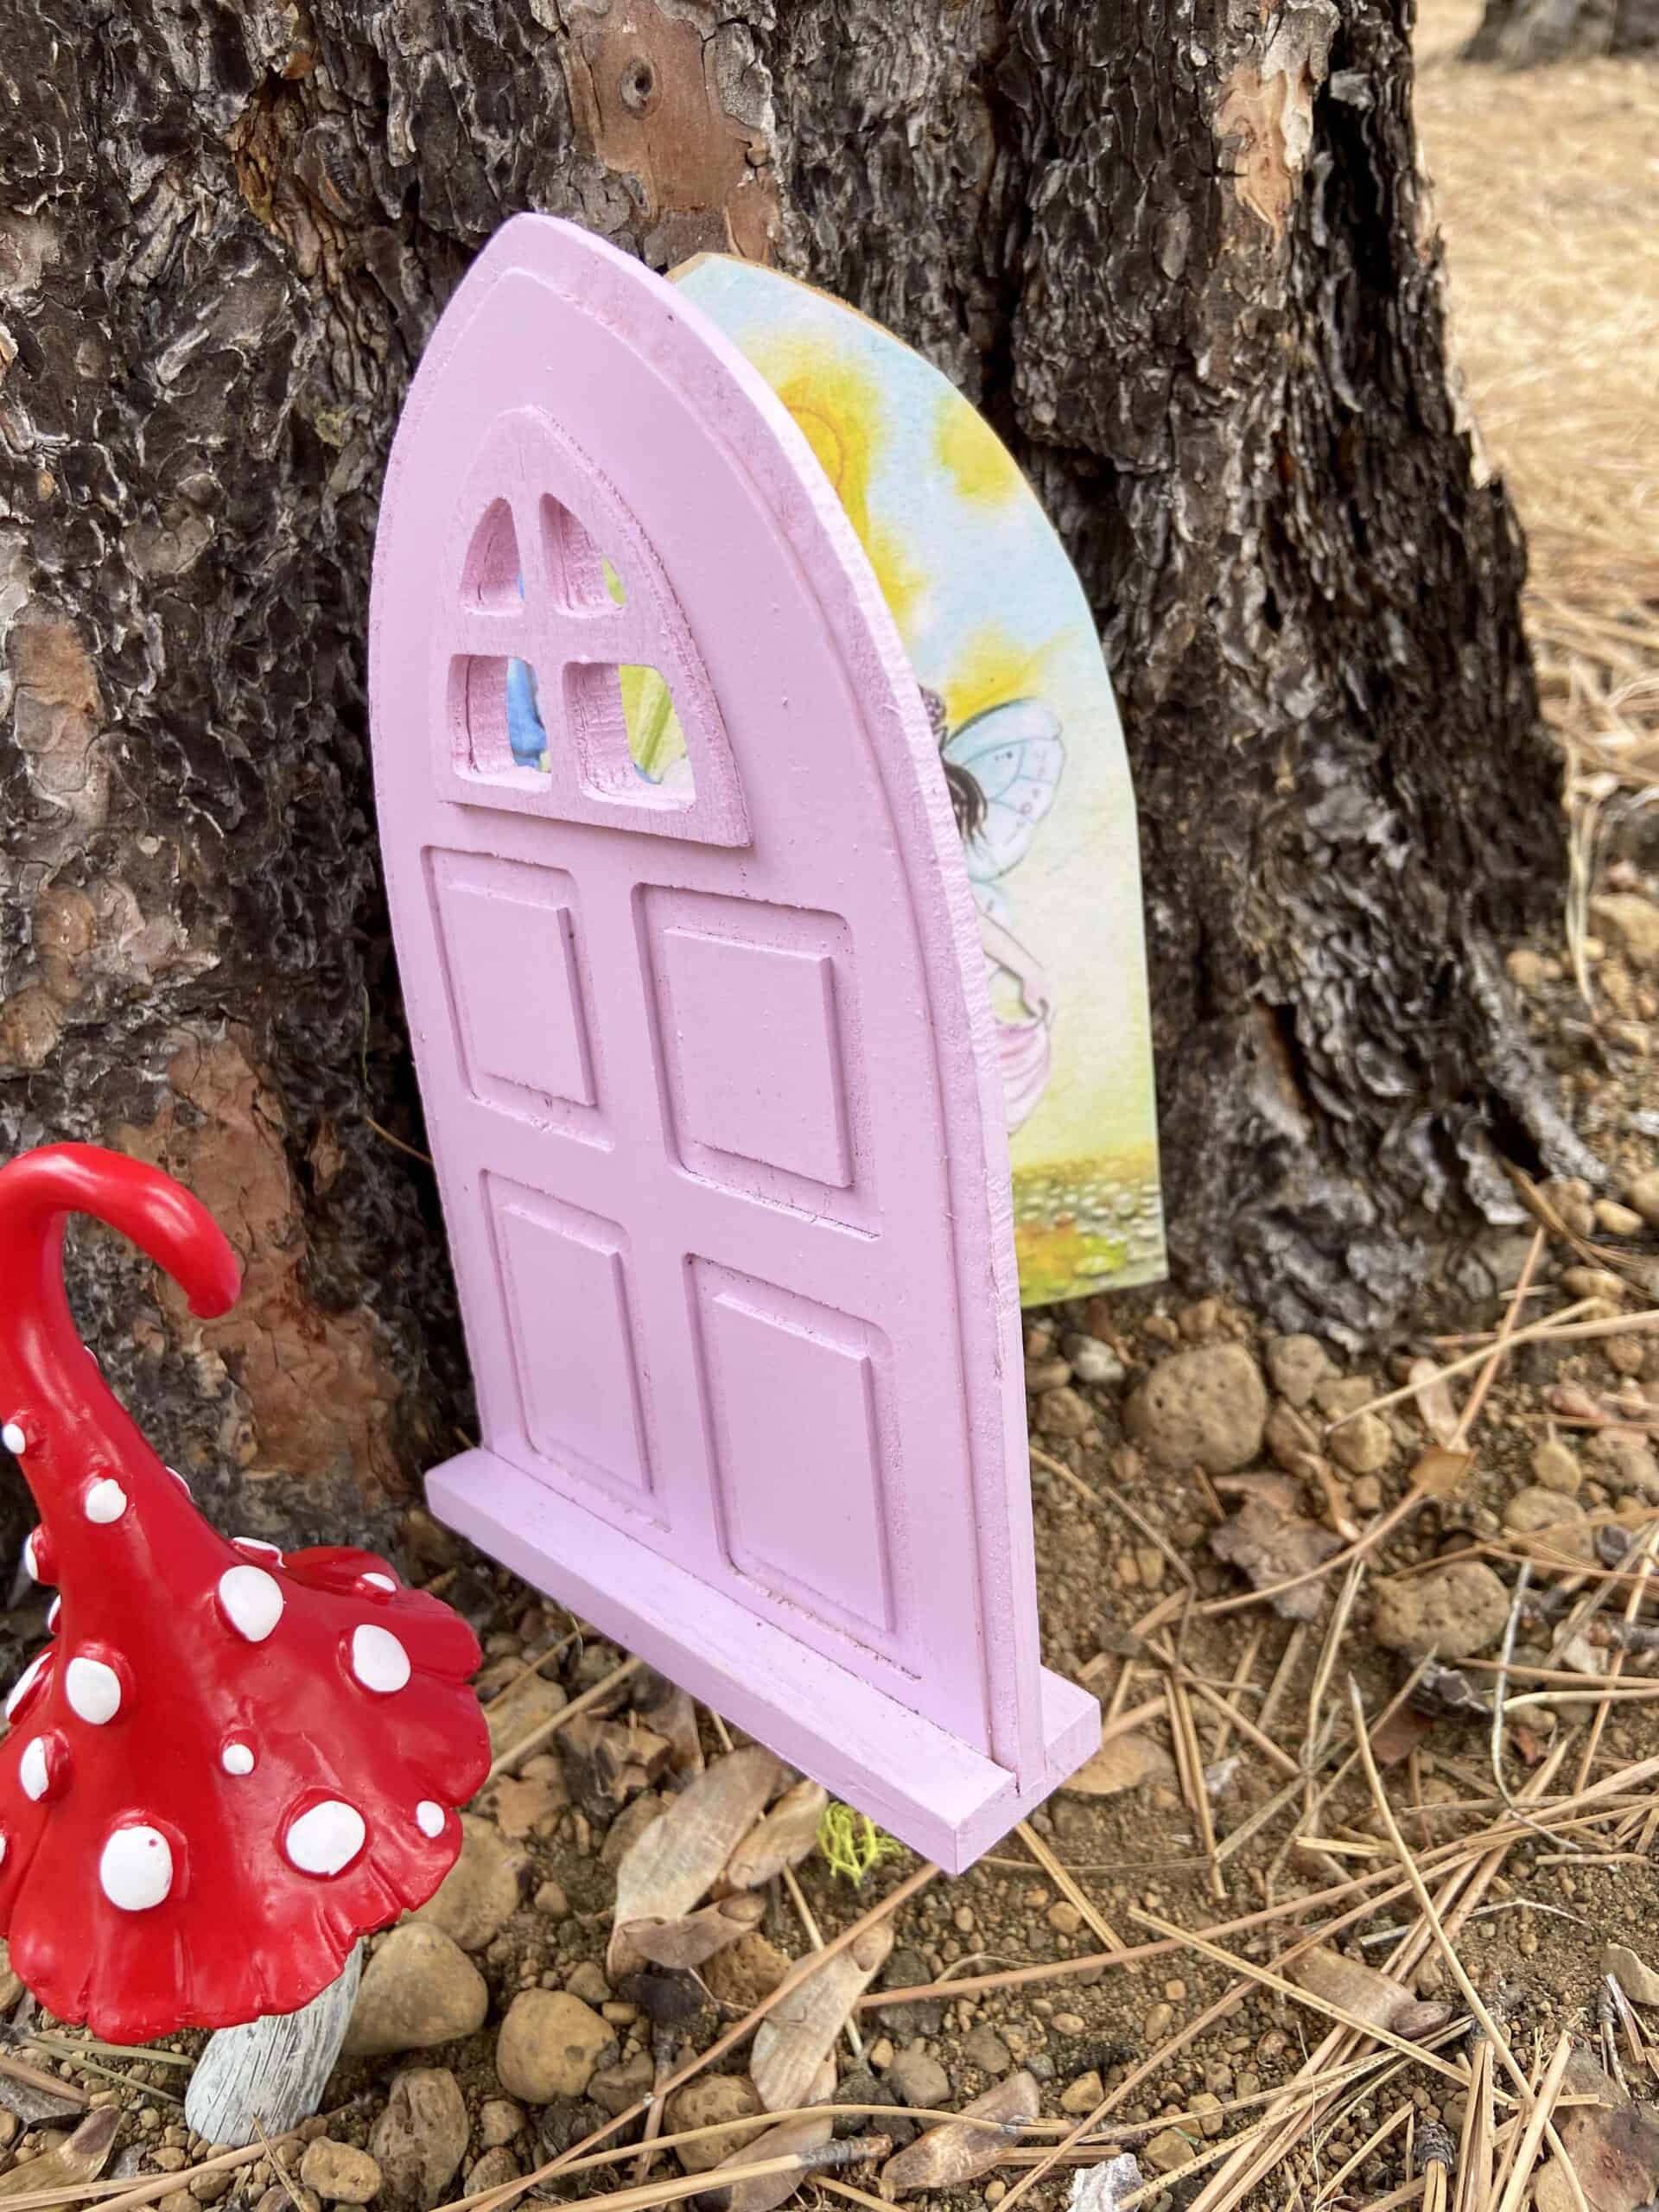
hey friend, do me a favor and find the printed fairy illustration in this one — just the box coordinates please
[925,686,1064,1132]
[495,254,1164,1305]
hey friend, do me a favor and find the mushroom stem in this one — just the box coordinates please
[183,1944,362,2149]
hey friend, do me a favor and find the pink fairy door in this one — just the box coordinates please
[369,215,1096,1869]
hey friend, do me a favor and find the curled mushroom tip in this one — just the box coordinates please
[0,1144,488,2043]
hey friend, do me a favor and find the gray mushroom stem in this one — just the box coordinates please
[183,1945,362,2149]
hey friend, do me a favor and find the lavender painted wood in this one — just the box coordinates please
[368,214,1096,1870]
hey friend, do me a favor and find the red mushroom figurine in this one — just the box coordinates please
[0,1143,490,2053]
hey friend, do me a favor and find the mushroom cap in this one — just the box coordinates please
[0,1522,488,2042]
[0,1143,490,2043]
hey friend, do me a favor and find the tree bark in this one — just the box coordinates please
[0,0,1587,1540]
[1465,0,1658,62]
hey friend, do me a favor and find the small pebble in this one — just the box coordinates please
[1145,2128,1197,2174]
[1506,949,1547,994]
[1545,1179,1598,1237]
[1127,1343,1267,1471]
[1504,1486,1586,1535]
[1064,1334,1125,1388]
[1037,1386,1091,1439]
[1327,1411,1392,1477]
[962,2024,1013,2075]
[663,2078,763,2175]
[497,1990,613,2102]
[1531,1439,1582,1494]
[297,2142,382,2206]
[1372,1559,1510,1659]
[465,2150,521,2194]
[1027,1357,1073,1395]
[1264,1335,1332,1408]
[1596,1200,1645,1237]
[886,2044,950,2109]
[565,1961,610,2005]
[478,2100,524,2152]
[1061,2071,1105,2113]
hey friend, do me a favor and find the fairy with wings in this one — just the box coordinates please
[921,686,1065,1134]
[508,619,1062,1131]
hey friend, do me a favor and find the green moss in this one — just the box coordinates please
[817,1802,903,1884]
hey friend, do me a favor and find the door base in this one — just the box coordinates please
[428,1447,1099,1872]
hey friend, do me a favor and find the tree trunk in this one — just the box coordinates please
[0,0,1587,1540]
[1465,0,1658,62]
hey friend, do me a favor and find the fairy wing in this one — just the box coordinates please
[505,657,549,768]
[943,698,1065,883]
[505,566,550,770]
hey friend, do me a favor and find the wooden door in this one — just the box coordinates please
[370,216,1095,1868]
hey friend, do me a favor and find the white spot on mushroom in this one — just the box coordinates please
[21,1530,41,1582]
[167,1465,190,1492]
[218,1565,283,1643]
[99,1825,173,1911]
[5,1652,48,1721]
[19,1738,50,1801]
[46,1596,60,1631]
[221,1742,255,1776]
[232,1536,281,1560]
[362,1573,397,1592]
[416,1801,445,1839]
[2,1421,25,1456]
[350,1624,411,1694]
[65,1656,122,1726]
[284,1800,365,1876]
[84,1478,128,1524]
[0,1834,8,1867]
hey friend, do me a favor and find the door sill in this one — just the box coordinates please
[428,1447,1098,1872]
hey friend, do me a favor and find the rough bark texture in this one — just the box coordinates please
[0,0,1584,1543]
[1466,0,1658,61]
